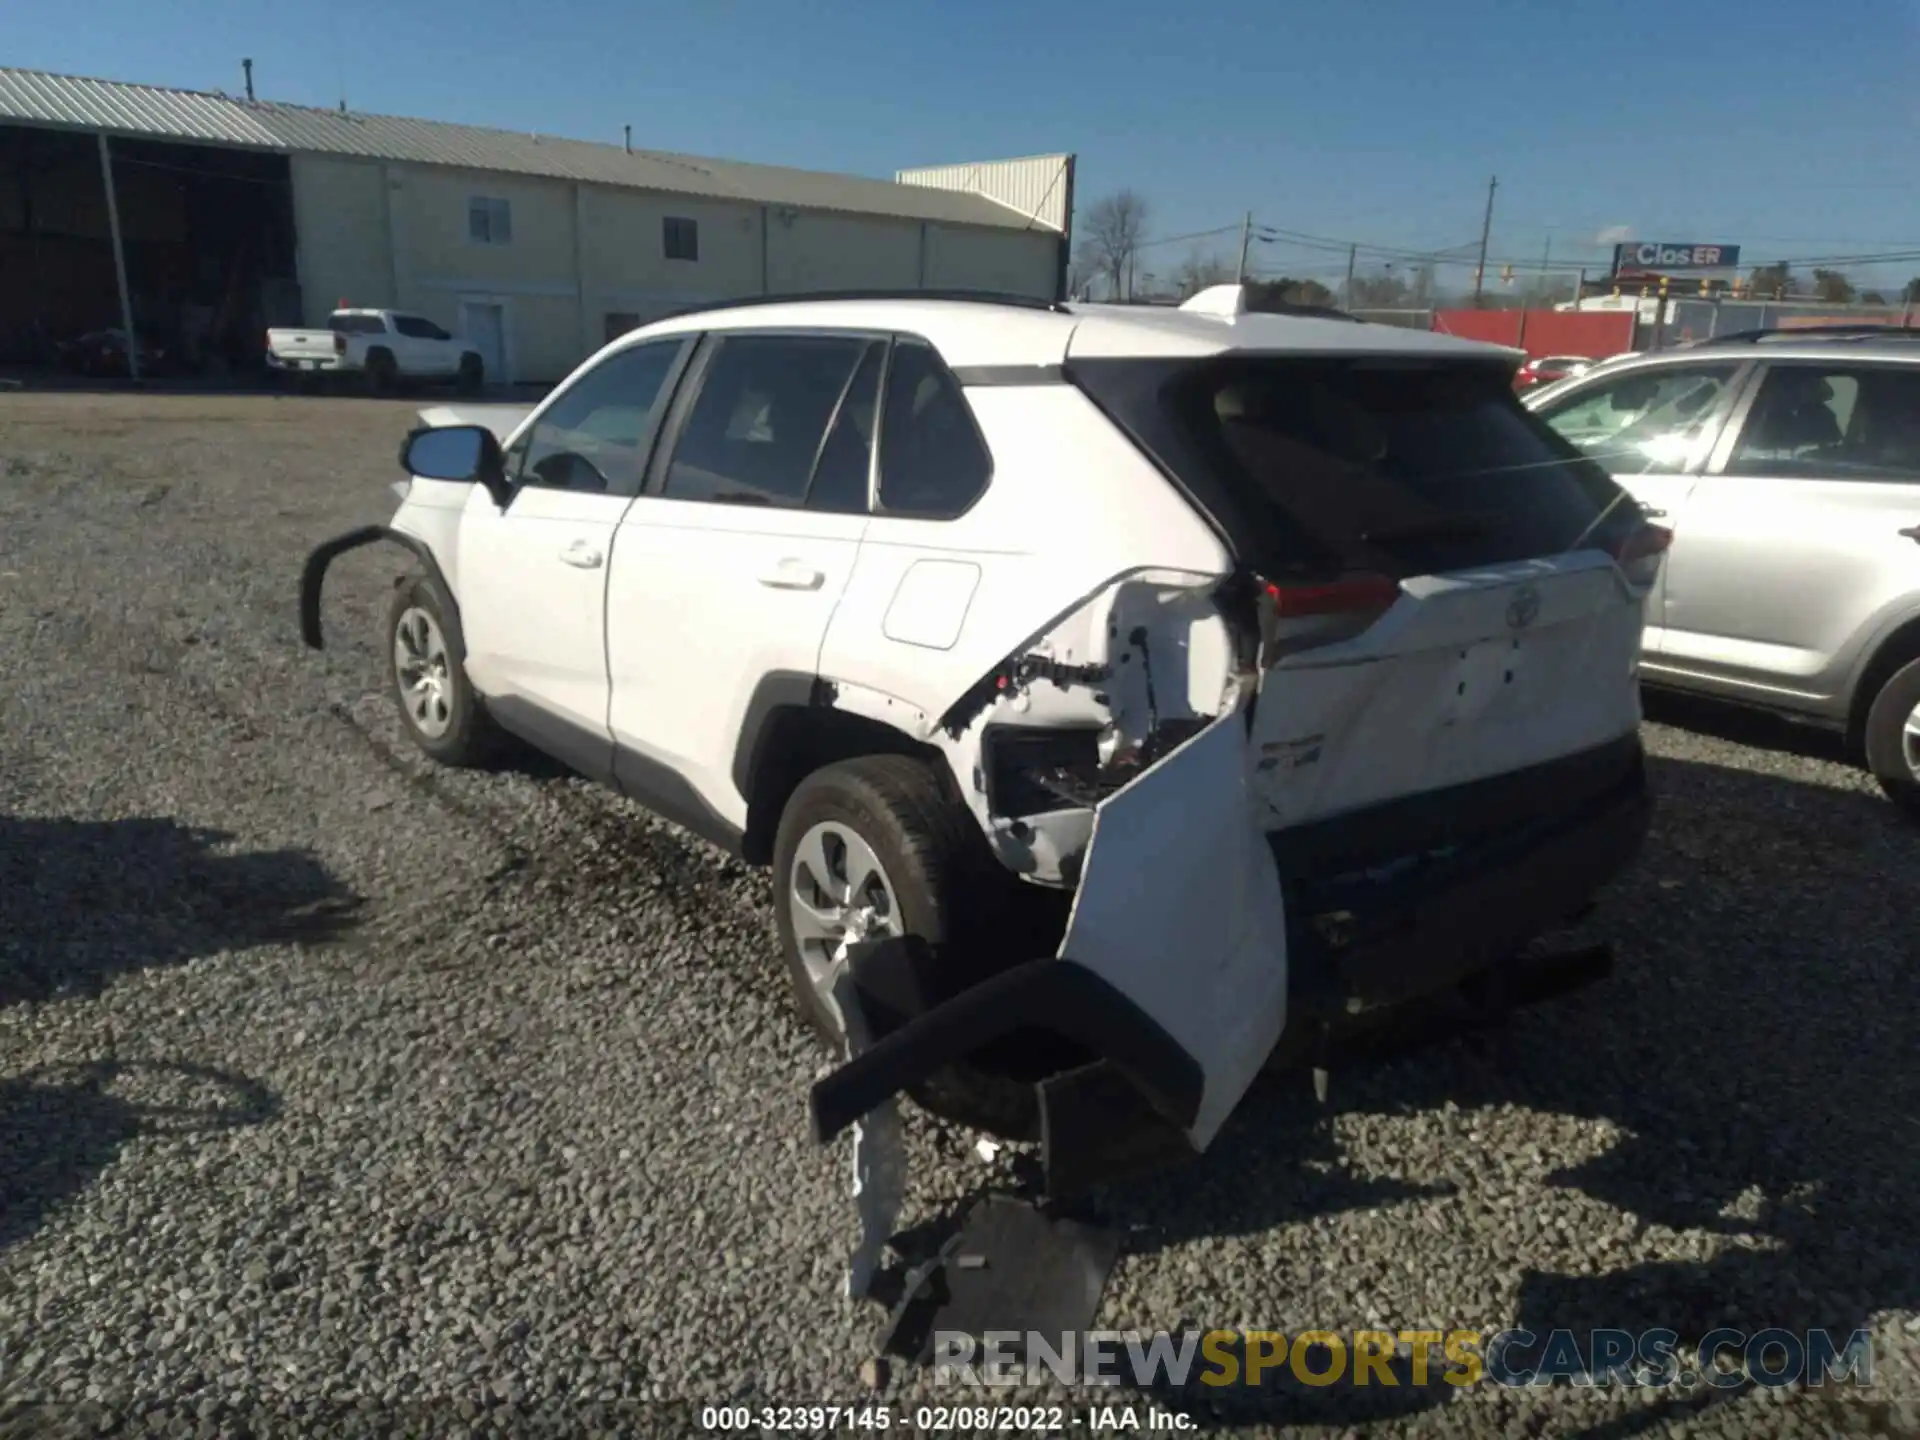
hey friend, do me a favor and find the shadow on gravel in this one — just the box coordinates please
[0,815,362,1006]
[1641,686,1851,766]
[1083,750,1919,1433]
[0,1059,278,1252]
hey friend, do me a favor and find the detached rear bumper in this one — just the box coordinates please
[809,731,1653,1194]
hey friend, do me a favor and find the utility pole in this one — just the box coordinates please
[1237,211,1252,284]
[1471,175,1498,309]
[1539,233,1552,305]
[97,134,139,382]
[1343,244,1358,310]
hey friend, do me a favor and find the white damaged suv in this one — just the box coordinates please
[301,284,1661,1182]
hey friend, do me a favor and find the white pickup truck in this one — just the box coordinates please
[265,309,486,394]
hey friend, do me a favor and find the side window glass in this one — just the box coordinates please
[663,334,870,506]
[804,341,884,515]
[1537,364,1738,475]
[515,341,683,495]
[1727,365,1920,480]
[876,340,992,516]
[392,315,432,339]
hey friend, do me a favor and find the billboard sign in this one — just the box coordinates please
[1613,241,1741,274]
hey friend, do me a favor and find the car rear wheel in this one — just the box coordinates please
[1865,657,1920,819]
[385,574,504,767]
[771,754,1064,1139]
[365,349,398,396]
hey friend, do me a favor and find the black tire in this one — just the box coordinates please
[365,348,398,395]
[771,755,1061,1139]
[456,353,484,396]
[1863,655,1920,819]
[384,573,505,767]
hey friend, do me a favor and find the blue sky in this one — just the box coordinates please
[7,0,1920,292]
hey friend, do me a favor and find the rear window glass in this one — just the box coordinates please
[1156,357,1632,577]
[328,313,386,335]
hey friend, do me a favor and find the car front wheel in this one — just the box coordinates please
[1864,655,1920,819]
[385,574,504,767]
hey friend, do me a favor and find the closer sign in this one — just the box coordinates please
[1613,241,1741,274]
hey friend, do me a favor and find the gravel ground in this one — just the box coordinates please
[2,389,1917,1438]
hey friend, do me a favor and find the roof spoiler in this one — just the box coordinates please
[1178,283,1362,324]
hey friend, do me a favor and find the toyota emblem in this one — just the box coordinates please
[1506,585,1542,630]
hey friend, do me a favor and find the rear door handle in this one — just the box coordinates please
[758,559,825,591]
[559,540,603,569]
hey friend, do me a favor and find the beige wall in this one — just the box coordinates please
[766,212,921,292]
[923,224,1059,296]
[292,156,1062,383]
[290,156,394,318]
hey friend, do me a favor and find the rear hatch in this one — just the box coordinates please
[1069,351,1664,831]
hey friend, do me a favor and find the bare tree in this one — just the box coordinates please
[1173,248,1234,299]
[1080,190,1152,300]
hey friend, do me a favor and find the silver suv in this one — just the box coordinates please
[1524,326,1920,815]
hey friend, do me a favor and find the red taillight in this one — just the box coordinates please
[1265,573,1402,618]
[1259,572,1401,659]
[333,332,347,354]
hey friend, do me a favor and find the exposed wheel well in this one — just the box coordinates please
[1847,617,1920,757]
[741,707,952,865]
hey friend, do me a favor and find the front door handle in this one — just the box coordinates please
[1900,525,1920,544]
[758,559,824,591]
[560,540,604,569]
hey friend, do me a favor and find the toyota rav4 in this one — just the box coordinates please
[301,284,1661,1186]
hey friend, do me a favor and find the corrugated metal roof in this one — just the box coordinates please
[0,66,1040,231]
[0,67,282,146]
[897,156,1073,233]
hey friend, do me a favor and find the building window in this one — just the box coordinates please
[663,216,699,262]
[469,197,512,245]
[605,312,642,344]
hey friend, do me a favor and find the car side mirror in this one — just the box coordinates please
[399,424,511,508]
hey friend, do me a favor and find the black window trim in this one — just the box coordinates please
[503,334,696,501]
[1708,356,1920,482]
[642,325,895,512]
[869,330,996,523]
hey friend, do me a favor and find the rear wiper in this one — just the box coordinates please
[1361,516,1491,544]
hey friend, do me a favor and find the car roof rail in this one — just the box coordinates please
[655,289,1072,321]
[1693,322,1920,346]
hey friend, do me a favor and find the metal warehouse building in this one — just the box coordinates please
[0,67,1074,383]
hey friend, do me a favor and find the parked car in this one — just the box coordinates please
[301,284,1660,1180]
[1513,354,1596,392]
[54,327,172,378]
[266,309,485,394]
[1524,328,1920,815]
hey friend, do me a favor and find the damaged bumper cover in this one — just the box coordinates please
[810,722,1652,1194]
[299,525,447,651]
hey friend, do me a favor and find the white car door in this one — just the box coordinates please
[605,330,879,829]
[1531,358,1751,653]
[456,337,694,770]
[389,314,448,377]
